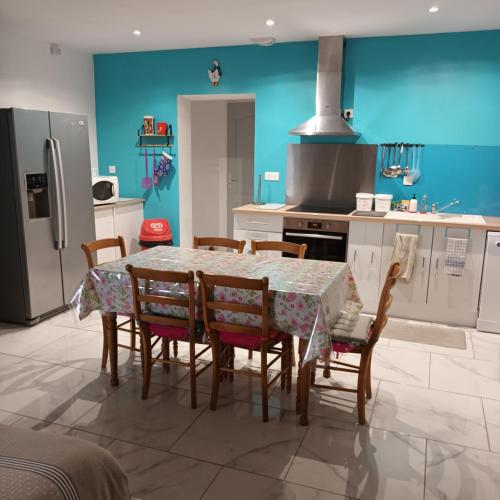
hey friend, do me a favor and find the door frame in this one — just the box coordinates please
[177,93,255,248]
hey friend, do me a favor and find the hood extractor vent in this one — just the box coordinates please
[289,36,359,136]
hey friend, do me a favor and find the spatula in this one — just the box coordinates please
[141,147,153,189]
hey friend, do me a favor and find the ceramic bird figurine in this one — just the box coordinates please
[208,59,222,86]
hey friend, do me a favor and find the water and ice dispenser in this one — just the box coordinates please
[26,173,50,219]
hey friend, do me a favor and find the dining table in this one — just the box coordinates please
[71,245,362,425]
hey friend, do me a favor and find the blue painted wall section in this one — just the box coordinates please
[94,30,500,243]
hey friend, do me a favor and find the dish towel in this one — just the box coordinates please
[391,233,419,282]
[444,237,468,276]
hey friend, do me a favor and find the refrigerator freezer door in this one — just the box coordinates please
[9,109,65,320]
[49,112,96,303]
[477,231,500,334]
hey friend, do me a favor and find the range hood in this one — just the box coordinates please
[289,36,359,136]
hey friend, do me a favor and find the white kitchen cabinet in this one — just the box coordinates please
[379,223,433,319]
[114,203,144,256]
[426,227,486,326]
[94,207,116,263]
[234,228,282,256]
[94,200,144,264]
[347,221,384,313]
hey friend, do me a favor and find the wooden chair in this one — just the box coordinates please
[197,271,293,422]
[193,236,245,253]
[250,240,307,259]
[126,265,211,407]
[305,262,400,425]
[81,236,138,369]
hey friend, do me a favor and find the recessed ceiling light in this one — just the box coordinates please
[429,6,439,13]
[266,19,275,27]
[133,29,142,36]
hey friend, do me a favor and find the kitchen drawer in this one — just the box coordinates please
[234,213,283,233]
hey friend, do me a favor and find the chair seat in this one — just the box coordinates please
[220,329,287,350]
[330,315,373,352]
[150,324,189,340]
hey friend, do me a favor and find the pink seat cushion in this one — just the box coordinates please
[150,324,189,340]
[219,329,287,350]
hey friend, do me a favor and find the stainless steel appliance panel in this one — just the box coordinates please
[10,109,65,319]
[286,144,377,208]
[50,112,96,303]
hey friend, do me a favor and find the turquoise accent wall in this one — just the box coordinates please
[94,30,500,243]
[94,42,318,244]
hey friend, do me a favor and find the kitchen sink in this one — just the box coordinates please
[385,211,485,224]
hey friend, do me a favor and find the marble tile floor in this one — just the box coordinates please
[1,313,500,500]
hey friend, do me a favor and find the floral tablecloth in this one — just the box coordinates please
[71,246,362,362]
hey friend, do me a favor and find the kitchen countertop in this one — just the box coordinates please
[93,197,144,211]
[233,203,500,231]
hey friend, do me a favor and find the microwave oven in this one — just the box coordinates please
[92,176,119,205]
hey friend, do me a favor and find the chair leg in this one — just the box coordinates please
[286,338,292,394]
[189,339,197,409]
[366,350,373,400]
[130,318,136,350]
[280,342,286,391]
[323,358,331,379]
[141,331,152,400]
[229,346,234,383]
[162,338,170,372]
[260,346,269,422]
[248,350,253,360]
[100,316,109,370]
[357,350,369,425]
[291,337,296,367]
[173,339,178,358]
[210,338,221,411]
[310,359,317,385]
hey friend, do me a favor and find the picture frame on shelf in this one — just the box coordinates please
[143,116,154,135]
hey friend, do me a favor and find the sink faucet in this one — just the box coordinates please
[434,198,461,214]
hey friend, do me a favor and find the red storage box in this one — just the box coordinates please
[139,219,173,249]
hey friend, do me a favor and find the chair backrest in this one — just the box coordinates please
[193,236,245,254]
[370,262,400,344]
[196,271,270,340]
[250,240,307,259]
[126,265,196,333]
[81,236,126,268]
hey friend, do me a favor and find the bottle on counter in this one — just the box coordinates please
[409,194,418,213]
[421,194,428,213]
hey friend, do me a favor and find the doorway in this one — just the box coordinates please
[178,94,255,247]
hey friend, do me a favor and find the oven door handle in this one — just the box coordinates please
[284,232,344,241]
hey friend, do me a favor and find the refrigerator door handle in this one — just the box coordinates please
[53,138,68,248]
[48,138,63,250]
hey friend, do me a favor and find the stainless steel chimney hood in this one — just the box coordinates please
[289,36,359,136]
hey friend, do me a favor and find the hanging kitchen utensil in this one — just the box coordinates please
[152,149,158,186]
[141,147,153,190]
[412,144,422,183]
[379,144,386,178]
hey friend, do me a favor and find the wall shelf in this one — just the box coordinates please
[137,126,174,149]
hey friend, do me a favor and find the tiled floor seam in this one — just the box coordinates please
[199,466,223,499]
[422,439,428,500]
[480,396,493,452]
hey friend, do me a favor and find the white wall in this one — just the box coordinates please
[0,31,98,174]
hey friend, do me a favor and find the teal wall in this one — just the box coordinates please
[94,30,500,244]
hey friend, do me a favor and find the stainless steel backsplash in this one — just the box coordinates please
[286,144,377,208]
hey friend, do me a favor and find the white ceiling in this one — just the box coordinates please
[1,0,499,53]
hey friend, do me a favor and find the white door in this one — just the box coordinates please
[427,227,486,326]
[379,223,432,319]
[94,207,116,263]
[347,222,384,313]
[114,203,144,256]
[227,101,255,237]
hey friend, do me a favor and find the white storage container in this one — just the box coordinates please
[356,193,374,211]
[375,194,393,212]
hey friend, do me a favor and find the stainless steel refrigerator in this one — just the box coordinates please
[0,108,96,325]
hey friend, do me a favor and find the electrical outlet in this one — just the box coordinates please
[264,171,279,181]
[108,165,116,174]
[343,109,354,120]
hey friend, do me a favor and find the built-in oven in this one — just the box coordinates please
[283,218,349,262]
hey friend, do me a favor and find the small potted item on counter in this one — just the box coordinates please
[156,122,167,135]
[374,194,393,212]
[143,116,154,135]
[356,193,374,211]
[409,194,418,213]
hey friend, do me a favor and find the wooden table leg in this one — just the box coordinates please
[102,312,119,387]
[298,338,311,426]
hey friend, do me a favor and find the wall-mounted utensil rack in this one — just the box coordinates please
[136,125,174,149]
[379,143,425,179]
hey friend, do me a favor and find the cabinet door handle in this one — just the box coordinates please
[435,258,439,271]
[421,256,426,276]
[371,251,374,264]
[353,249,357,263]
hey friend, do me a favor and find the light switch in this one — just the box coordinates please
[108,165,116,174]
[264,171,279,181]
